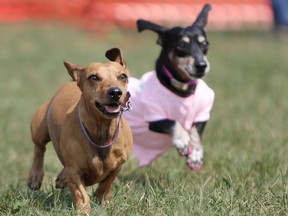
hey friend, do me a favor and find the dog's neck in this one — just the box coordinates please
[77,97,120,157]
[155,53,197,97]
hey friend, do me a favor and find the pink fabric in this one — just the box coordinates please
[124,71,215,166]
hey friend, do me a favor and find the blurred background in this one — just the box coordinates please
[0,0,288,215]
[0,0,277,30]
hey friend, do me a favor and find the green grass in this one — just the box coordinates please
[0,23,287,215]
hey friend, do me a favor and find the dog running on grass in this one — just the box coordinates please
[27,48,133,213]
[125,4,214,171]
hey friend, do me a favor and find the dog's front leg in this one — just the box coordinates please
[171,122,195,156]
[186,125,204,171]
[94,166,121,206]
[66,169,91,214]
[149,120,191,156]
[149,120,205,171]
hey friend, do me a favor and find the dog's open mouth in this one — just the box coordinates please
[95,102,121,117]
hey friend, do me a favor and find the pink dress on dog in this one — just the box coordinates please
[125,71,214,166]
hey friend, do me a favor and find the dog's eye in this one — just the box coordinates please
[119,73,128,81]
[177,42,189,50]
[88,74,100,82]
[200,40,209,49]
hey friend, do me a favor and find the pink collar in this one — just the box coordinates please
[162,65,197,91]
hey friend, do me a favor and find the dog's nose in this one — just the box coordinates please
[107,87,122,99]
[194,61,207,73]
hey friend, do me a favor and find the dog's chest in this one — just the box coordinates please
[83,148,126,185]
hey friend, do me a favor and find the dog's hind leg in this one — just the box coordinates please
[55,168,67,189]
[27,102,50,190]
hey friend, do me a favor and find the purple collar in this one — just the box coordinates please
[78,93,132,149]
[78,107,122,148]
[162,65,197,91]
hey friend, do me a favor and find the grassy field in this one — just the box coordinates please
[0,23,287,215]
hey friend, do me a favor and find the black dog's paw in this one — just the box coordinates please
[186,144,204,171]
[172,122,192,156]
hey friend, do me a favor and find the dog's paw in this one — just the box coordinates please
[172,122,191,156]
[186,144,203,171]
[77,203,91,215]
[176,143,193,156]
[94,188,112,207]
[27,171,44,190]
[55,177,67,189]
[55,169,67,189]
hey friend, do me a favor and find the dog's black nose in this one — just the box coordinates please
[194,61,207,73]
[107,87,122,99]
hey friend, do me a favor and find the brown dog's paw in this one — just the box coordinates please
[77,203,91,215]
[55,169,67,189]
[27,181,42,191]
[95,198,111,208]
[55,177,67,189]
[27,171,44,190]
[94,190,112,207]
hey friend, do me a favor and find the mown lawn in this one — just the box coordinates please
[0,23,287,215]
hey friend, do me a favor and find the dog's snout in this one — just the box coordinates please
[107,87,122,99]
[194,61,207,72]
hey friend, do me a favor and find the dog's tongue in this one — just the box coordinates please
[104,105,121,113]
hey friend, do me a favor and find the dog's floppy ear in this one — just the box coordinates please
[63,61,84,82]
[191,3,212,29]
[137,19,169,47]
[137,19,168,33]
[105,48,126,68]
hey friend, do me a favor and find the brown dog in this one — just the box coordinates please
[27,48,133,213]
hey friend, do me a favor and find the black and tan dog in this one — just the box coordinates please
[125,4,214,171]
[27,48,133,213]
